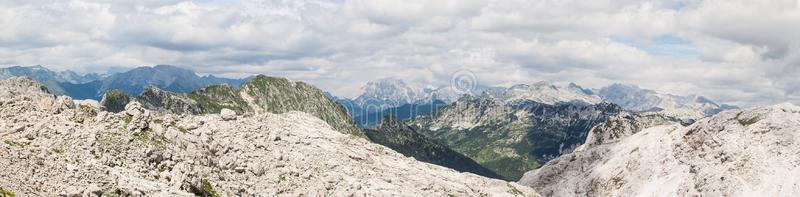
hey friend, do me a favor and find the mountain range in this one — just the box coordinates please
[2,65,737,123]
[0,65,104,95]
[3,65,797,196]
[349,77,467,110]
[340,78,737,127]
[335,78,738,180]
[2,65,741,182]
[0,65,249,100]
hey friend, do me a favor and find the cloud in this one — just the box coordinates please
[0,0,799,106]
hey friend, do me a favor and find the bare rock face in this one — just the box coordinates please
[519,103,800,196]
[0,77,538,196]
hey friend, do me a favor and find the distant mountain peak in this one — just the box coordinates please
[598,83,736,119]
[487,81,602,105]
[354,77,420,110]
[29,65,46,70]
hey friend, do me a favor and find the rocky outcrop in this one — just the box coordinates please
[519,103,800,196]
[580,112,690,149]
[410,97,624,180]
[187,83,251,114]
[238,75,362,137]
[137,86,203,115]
[100,89,130,113]
[0,77,538,196]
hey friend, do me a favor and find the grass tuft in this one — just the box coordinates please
[201,179,220,197]
[0,187,14,197]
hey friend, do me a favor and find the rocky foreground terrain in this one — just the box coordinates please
[0,77,537,196]
[519,102,800,196]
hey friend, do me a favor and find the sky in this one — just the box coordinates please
[1,0,799,106]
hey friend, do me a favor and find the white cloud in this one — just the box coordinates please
[0,0,799,106]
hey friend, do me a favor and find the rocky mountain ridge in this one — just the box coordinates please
[99,75,363,137]
[0,77,538,196]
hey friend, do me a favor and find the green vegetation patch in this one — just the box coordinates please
[134,128,169,150]
[507,183,524,196]
[738,116,761,126]
[102,89,131,113]
[0,187,14,197]
[187,84,250,114]
[3,140,24,148]
[122,115,133,129]
[51,147,64,154]
[201,179,220,197]
[481,156,540,181]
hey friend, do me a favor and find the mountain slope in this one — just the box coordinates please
[519,104,800,196]
[0,77,538,196]
[410,96,624,180]
[98,75,363,137]
[364,116,502,179]
[238,75,362,136]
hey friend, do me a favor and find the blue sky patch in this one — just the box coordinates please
[612,34,699,59]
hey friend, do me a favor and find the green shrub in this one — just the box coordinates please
[201,179,220,197]
[122,115,133,129]
[738,116,760,126]
[0,187,14,197]
[3,140,23,148]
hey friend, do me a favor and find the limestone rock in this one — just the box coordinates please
[220,108,236,121]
